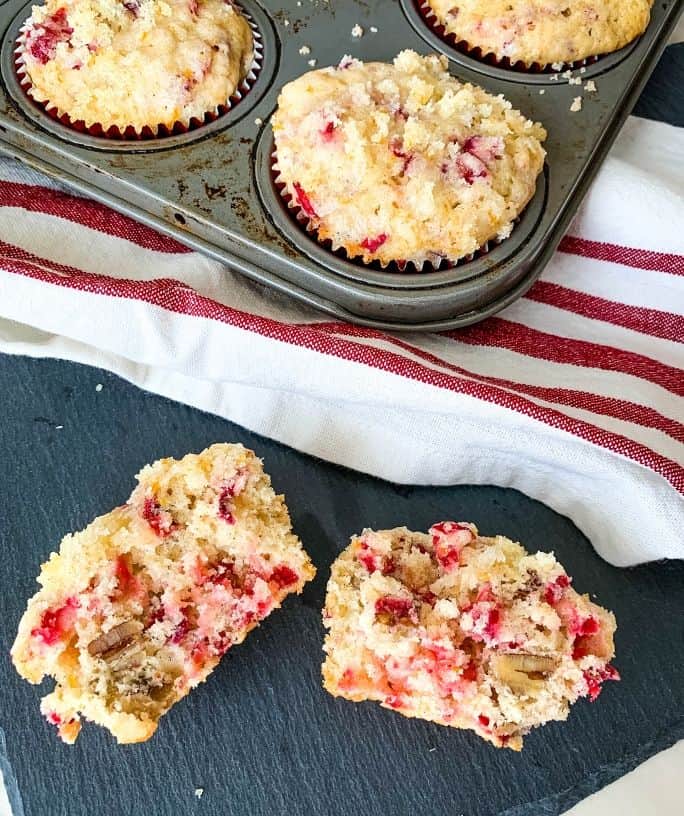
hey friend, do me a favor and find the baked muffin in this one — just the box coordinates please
[18,0,255,133]
[323,523,618,749]
[423,0,653,67]
[12,444,315,743]
[272,51,546,268]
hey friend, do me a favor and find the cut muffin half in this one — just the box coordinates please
[12,443,315,743]
[323,523,618,749]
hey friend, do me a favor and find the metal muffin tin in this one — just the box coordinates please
[0,0,680,331]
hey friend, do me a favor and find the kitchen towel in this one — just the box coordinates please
[0,112,681,568]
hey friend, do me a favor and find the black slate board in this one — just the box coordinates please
[0,354,682,816]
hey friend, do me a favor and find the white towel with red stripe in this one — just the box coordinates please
[0,114,682,567]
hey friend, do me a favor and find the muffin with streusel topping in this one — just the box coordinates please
[423,0,652,67]
[18,0,254,134]
[271,51,546,268]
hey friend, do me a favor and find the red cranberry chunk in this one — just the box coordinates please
[321,121,337,141]
[114,555,133,594]
[31,597,79,646]
[462,135,504,165]
[27,8,73,65]
[456,152,488,185]
[375,596,414,623]
[544,574,571,606]
[218,486,236,524]
[583,664,620,701]
[461,662,478,682]
[361,233,388,253]
[293,183,318,218]
[429,521,474,571]
[142,496,175,537]
[270,565,299,589]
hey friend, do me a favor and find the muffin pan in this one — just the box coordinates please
[0,0,680,331]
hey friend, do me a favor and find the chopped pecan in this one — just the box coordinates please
[87,620,143,659]
[491,653,558,694]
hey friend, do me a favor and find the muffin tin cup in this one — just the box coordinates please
[267,139,544,278]
[5,0,276,150]
[400,0,643,84]
[0,0,680,330]
[13,3,264,142]
[411,0,604,74]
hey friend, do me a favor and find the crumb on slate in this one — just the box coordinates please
[299,45,311,55]
[539,89,545,94]
[585,80,597,93]
[95,383,103,392]
[370,26,378,33]
[570,96,582,112]
[308,58,317,66]
[194,788,204,799]
[351,24,363,38]
[254,117,263,125]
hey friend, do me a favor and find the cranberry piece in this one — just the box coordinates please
[211,559,239,587]
[484,607,501,640]
[462,135,504,164]
[462,662,478,682]
[476,583,495,603]
[357,542,394,574]
[361,233,388,253]
[27,8,73,65]
[375,596,414,623]
[321,121,337,141]
[217,487,236,524]
[385,694,404,709]
[188,0,199,14]
[456,152,488,185]
[31,597,79,645]
[122,0,140,14]
[478,715,490,727]
[146,604,165,627]
[114,555,133,594]
[45,710,62,725]
[292,183,318,218]
[270,565,299,588]
[544,574,571,606]
[337,55,356,70]
[429,521,474,571]
[170,610,192,644]
[142,496,175,537]
[580,616,600,635]
[358,551,377,572]
[583,664,620,701]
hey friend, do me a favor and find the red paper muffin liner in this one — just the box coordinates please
[14,2,263,141]
[415,0,602,74]
[270,148,515,274]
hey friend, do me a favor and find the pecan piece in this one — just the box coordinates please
[491,653,558,694]
[87,620,143,659]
